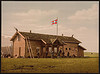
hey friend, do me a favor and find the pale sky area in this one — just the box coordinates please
[1,1,99,52]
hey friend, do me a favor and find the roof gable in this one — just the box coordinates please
[10,31,25,41]
[53,39,62,45]
[50,38,57,44]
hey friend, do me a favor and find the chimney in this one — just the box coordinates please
[30,30,31,33]
[62,34,63,36]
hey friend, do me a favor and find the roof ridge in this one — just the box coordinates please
[19,31,71,38]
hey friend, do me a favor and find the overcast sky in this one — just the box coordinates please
[2,1,99,52]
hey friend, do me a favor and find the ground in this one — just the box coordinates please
[1,52,99,73]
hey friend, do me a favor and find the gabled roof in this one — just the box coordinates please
[10,31,81,44]
[10,31,25,41]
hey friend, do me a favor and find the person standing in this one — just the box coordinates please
[46,51,48,58]
[57,50,61,58]
[36,49,39,58]
[62,51,65,58]
[37,52,39,58]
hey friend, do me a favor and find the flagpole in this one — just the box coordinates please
[57,17,58,35]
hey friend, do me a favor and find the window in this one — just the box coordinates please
[17,35,20,41]
[49,47,52,52]
[69,48,71,50]
[66,48,67,50]
[36,47,40,53]
[54,47,57,53]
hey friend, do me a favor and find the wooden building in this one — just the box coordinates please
[10,31,86,58]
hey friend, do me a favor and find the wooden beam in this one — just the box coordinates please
[17,31,25,39]
[41,39,47,44]
[26,38,31,58]
[28,39,34,58]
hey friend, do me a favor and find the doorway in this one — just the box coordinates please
[19,47,21,56]
[67,52,69,57]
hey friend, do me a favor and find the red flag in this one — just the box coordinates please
[51,19,57,25]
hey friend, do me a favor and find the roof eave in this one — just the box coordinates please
[72,37,82,43]
[78,45,87,50]
[10,32,17,41]
[64,41,81,44]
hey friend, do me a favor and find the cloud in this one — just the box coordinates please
[13,9,58,23]
[1,35,11,47]
[4,9,58,31]
[14,9,58,16]
[68,4,98,20]
[3,9,58,24]
[67,4,99,26]
[58,4,99,52]
[2,9,59,35]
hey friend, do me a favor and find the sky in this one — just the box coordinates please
[1,1,99,52]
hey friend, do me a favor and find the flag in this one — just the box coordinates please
[51,19,57,25]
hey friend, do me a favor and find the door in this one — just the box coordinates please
[67,52,69,57]
[19,47,21,56]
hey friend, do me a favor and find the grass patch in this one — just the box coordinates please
[84,52,99,58]
[1,52,99,73]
